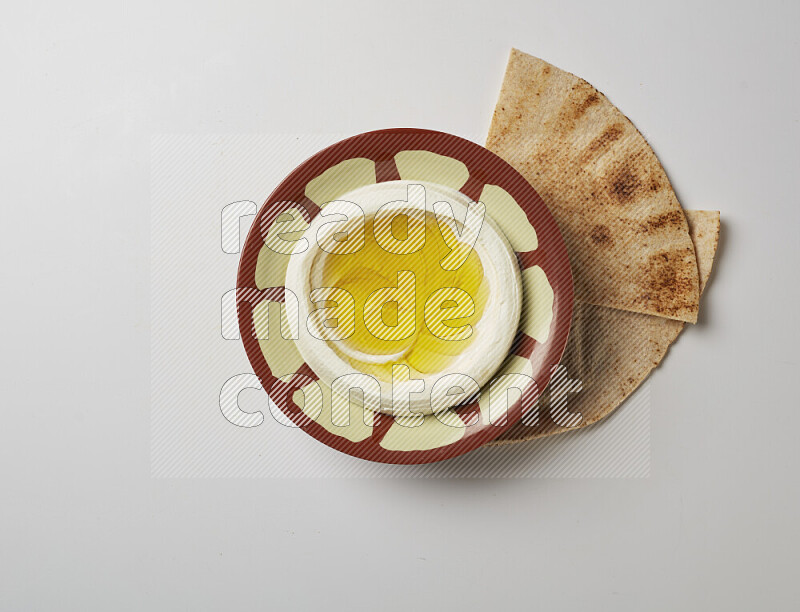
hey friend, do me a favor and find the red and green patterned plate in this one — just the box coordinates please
[237,129,573,464]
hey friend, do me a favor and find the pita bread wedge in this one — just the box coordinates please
[487,49,700,323]
[686,210,720,293]
[488,210,719,446]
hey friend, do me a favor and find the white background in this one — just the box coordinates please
[2,1,798,610]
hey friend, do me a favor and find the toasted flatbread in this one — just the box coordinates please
[487,49,700,323]
[489,210,719,446]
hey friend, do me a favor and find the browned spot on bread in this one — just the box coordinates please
[554,83,601,134]
[570,90,600,122]
[575,91,599,116]
[638,210,685,233]
[581,123,625,164]
[610,167,642,202]
[590,224,613,245]
[639,249,697,317]
[590,124,624,152]
[649,175,662,192]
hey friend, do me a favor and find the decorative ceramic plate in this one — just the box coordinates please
[237,129,573,464]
